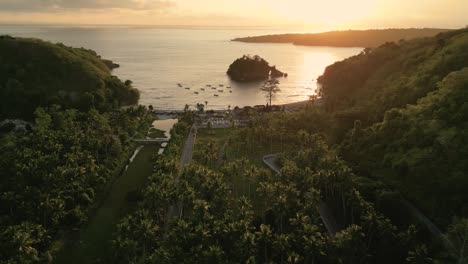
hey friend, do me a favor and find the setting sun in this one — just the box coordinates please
[0,0,466,28]
[267,0,378,26]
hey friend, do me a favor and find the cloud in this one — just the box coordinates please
[0,0,174,12]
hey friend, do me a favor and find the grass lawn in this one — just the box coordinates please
[194,127,272,165]
[55,145,158,264]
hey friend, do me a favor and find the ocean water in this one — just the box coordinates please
[0,25,362,110]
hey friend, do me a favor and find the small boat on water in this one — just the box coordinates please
[214,94,219,97]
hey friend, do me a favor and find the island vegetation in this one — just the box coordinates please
[232,28,451,47]
[227,55,286,82]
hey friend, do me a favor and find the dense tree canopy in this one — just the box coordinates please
[318,28,468,128]
[2,28,468,263]
[340,68,468,223]
[0,38,147,263]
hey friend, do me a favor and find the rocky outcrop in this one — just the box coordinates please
[227,55,286,82]
[102,59,120,70]
[270,66,285,78]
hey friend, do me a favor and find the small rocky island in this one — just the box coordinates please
[227,55,287,82]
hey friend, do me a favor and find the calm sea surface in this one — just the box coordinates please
[0,25,362,110]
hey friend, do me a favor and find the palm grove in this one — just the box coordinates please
[1,28,468,263]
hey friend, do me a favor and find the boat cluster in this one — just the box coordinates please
[177,83,233,97]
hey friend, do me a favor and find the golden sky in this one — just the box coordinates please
[0,0,466,29]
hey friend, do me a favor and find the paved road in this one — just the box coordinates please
[401,199,455,250]
[263,154,281,174]
[165,126,196,232]
[263,154,340,237]
[318,201,340,236]
[179,127,196,169]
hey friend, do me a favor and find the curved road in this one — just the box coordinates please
[263,154,339,237]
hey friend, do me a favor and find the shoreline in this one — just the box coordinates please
[151,99,314,115]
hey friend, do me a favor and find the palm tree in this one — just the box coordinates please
[297,130,309,150]
[257,224,272,262]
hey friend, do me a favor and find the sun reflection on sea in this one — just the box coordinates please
[289,51,341,101]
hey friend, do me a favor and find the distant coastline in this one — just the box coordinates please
[232,28,451,48]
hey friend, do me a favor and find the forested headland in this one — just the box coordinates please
[232,28,450,47]
[0,36,139,120]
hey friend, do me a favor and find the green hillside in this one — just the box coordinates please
[340,67,468,223]
[0,36,139,119]
[316,28,468,223]
[0,37,149,263]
